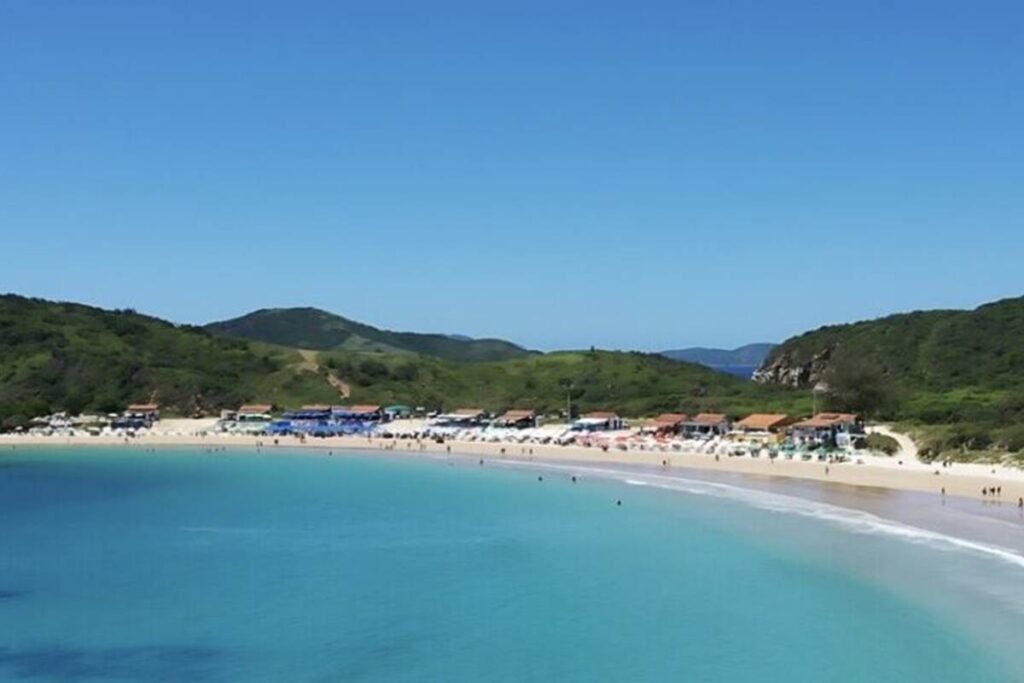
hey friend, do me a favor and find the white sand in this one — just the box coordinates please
[4,419,1023,503]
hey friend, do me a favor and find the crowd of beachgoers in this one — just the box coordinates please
[378,422,868,463]
[10,410,873,464]
[9,410,1024,503]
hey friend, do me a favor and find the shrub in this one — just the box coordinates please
[865,433,900,456]
[947,425,993,450]
[392,364,419,382]
[994,424,1024,453]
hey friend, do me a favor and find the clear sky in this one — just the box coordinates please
[2,1,1022,351]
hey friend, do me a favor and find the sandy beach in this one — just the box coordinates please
[4,419,1023,505]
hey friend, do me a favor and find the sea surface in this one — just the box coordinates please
[2,447,1024,682]
[710,364,760,379]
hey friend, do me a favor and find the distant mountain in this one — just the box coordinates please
[205,307,533,362]
[661,344,776,378]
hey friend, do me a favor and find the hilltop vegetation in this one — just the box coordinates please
[8,291,1024,461]
[0,296,338,428]
[205,307,532,362]
[318,348,808,417]
[0,296,807,429]
[756,296,1024,456]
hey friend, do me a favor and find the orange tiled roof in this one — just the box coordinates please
[792,413,859,429]
[239,404,273,414]
[735,414,791,430]
[499,409,536,421]
[454,408,485,416]
[691,413,727,424]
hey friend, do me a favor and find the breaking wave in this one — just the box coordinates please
[501,460,1024,571]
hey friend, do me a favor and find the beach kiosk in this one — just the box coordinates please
[646,413,688,436]
[571,412,626,432]
[227,404,274,433]
[682,413,730,438]
[432,408,488,428]
[385,404,413,420]
[789,413,863,448]
[332,405,386,423]
[115,403,160,430]
[731,414,794,443]
[237,404,274,421]
[494,409,538,429]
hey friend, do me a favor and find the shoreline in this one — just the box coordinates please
[4,430,1023,503]
[7,432,1024,561]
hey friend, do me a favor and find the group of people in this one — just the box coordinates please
[976,485,1024,508]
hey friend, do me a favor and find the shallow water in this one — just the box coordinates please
[2,447,1023,682]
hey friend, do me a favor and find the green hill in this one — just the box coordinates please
[0,295,339,427]
[205,307,533,362]
[318,348,806,417]
[0,295,806,428]
[755,296,1024,454]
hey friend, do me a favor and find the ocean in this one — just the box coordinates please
[2,447,1023,682]
[710,364,760,379]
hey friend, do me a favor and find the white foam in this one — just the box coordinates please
[498,460,1024,571]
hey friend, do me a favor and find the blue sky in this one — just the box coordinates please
[2,1,1022,351]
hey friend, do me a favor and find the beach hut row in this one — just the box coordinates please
[91,401,862,449]
[425,408,864,449]
[637,411,864,447]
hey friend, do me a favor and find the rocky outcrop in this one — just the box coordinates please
[752,343,837,388]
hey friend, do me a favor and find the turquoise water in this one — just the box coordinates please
[2,447,1023,682]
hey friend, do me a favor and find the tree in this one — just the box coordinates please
[822,357,895,418]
